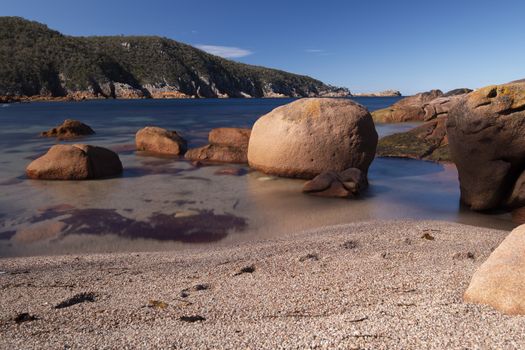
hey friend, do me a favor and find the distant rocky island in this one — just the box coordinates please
[0,17,350,102]
[352,90,401,97]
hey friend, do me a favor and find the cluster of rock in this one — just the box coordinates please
[375,88,472,161]
[372,89,471,123]
[26,98,378,200]
[22,88,525,316]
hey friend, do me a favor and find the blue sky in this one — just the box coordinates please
[3,0,525,94]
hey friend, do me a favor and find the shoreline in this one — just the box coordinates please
[1,219,523,349]
[0,94,403,104]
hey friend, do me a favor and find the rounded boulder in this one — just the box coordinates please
[26,144,123,180]
[136,126,187,155]
[247,98,377,179]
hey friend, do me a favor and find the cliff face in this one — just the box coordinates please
[0,17,350,100]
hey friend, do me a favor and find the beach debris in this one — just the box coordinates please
[299,253,319,262]
[347,316,368,323]
[147,300,168,309]
[180,284,210,298]
[234,265,255,276]
[180,315,206,323]
[341,240,358,249]
[421,230,436,240]
[453,251,475,260]
[13,313,39,324]
[55,292,97,309]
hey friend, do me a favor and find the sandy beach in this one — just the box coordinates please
[1,220,524,349]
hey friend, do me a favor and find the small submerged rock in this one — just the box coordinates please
[40,119,95,139]
[26,144,123,180]
[302,168,367,198]
[135,126,187,155]
[214,167,247,176]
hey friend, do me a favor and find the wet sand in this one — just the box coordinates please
[1,220,524,349]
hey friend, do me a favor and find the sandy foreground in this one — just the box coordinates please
[0,220,524,349]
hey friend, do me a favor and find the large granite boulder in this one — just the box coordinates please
[464,224,525,315]
[372,89,471,123]
[26,144,123,180]
[446,82,525,210]
[185,127,250,163]
[247,98,377,179]
[135,126,187,155]
[40,119,95,139]
[302,168,367,198]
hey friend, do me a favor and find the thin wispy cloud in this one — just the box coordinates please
[305,49,333,56]
[196,45,253,58]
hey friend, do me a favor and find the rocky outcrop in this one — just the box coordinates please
[372,89,470,123]
[464,224,525,315]
[26,144,123,180]
[446,82,525,211]
[377,116,450,162]
[302,168,367,198]
[135,127,187,155]
[0,95,20,103]
[443,88,473,97]
[353,90,401,97]
[40,119,95,139]
[185,127,250,163]
[247,98,378,179]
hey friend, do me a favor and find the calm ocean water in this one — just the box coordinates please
[0,97,514,256]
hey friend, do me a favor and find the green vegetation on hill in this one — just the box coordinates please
[0,17,348,99]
